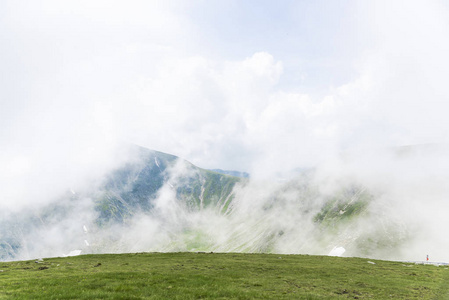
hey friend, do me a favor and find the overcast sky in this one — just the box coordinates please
[2,0,449,189]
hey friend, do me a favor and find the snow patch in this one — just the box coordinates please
[65,250,82,257]
[329,246,346,256]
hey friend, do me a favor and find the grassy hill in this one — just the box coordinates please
[1,252,448,299]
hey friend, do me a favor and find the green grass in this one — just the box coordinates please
[1,252,448,299]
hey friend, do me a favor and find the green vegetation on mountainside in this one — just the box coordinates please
[176,169,240,210]
[0,146,242,261]
[0,146,421,262]
[0,252,448,299]
[312,185,413,259]
[313,185,372,227]
[94,146,241,226]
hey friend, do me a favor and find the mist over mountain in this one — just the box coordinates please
[3,0,449,267]
[3,144,447,263]
[0,145,240,261]
[210,169,250,178]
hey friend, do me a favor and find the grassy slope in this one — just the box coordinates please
[1,253,448,299]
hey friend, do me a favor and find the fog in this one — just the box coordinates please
[1,1,449,262]
[4,144,449,263]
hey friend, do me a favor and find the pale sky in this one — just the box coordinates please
[1,0,449,195]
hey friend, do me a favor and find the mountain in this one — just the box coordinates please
[0,146,242,261]
[1,145,413,262]
[210,169,250,178]
[94,146,241,225]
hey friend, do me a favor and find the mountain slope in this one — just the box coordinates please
[0,146,242,261]
[1,145,419,262]
[94,146,241,225]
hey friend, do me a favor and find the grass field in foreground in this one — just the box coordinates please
[1,252,448,299]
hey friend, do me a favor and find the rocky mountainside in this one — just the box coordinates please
[0,146,242,261]
[94,146,240,225]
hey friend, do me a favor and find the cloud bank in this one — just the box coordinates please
[1,1,449,262]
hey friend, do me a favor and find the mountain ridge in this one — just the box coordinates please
[0,145,243,261]
[1,145,413,262]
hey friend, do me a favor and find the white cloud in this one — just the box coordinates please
[3,0,449,262]
[2,0,449,203]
